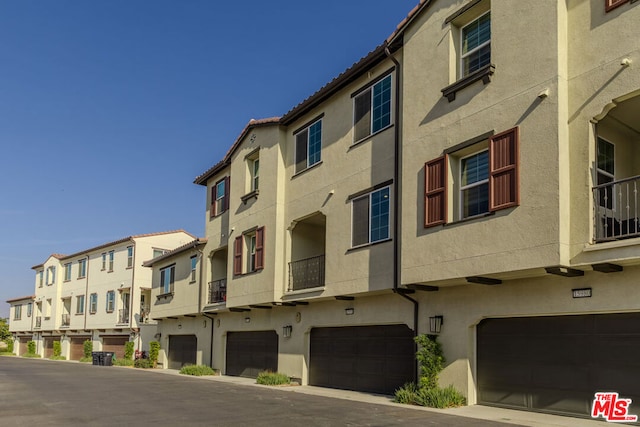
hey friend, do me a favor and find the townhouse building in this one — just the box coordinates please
[7,230,195,359]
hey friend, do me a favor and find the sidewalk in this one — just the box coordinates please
[152,368,608,427]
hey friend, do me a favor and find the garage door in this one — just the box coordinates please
[168,335,197,370]
[478,314,640,418]
[102,336,129,359]
[19,337,30,355]
[309,325,415,395]
[226,331,278,378]
[43,337,59,358]
[70,337,91,360]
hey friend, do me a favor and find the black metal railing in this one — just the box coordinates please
[593,175,640,242]
[118,309,130,324]
[208,279,227,304]
[61,314,70,327]
[288,255,325,291]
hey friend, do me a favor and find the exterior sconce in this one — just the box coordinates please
[429,315,444,334]
[177,324,182,329]
[130,332,136,339]
[245,317,251,323]
[345,308,355,315]
[283,325,292,338]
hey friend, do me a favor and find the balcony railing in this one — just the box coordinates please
[288,255,325,292]
[593,175,640,242]
[35,316,42,328]
[61,314,70,327]
[118,309,130,324]
[208,279,227,304]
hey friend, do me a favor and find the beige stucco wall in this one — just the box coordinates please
[156,316,212,369]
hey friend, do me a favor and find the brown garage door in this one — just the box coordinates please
[70,337,91,360]
[168,335,197,370]
[309,325,415,395]
[43,337,60,358]
[226,331,278,378]
[19,337,30,355]
[102,336,129,359]
[478,314,640,418]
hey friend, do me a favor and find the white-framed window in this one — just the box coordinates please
[46,266,56,285]
[190,256,197,282]
[13,304,22,320]
[78,258,87,278]
[212,177,230,217]
[27,302,32,317]
[101,253,107,270]
[76,295,85,314]
[459,150,490,219]
[89,293,98,314]
[233,227,265,275]
[64,263,72,281]
[247,233,257,273]
[106,291,115,312]
[127,246,134,268]
[351,186,391,247]
[108,251,114,272]
[153,248,168,258]
[38,270,44,287]
[45,299,52,318]
[353,74,393,143]
[295,118,322,174]
[596,137,615,210]
[160,265,175,294]
[460,11,491,78]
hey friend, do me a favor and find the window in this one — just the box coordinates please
[106,291,115,312]
[153,248,168,258]
[606,0,629,12]
[27,302,32,317]
[46,266,56,285]
[424,127,519,227]
[101,253,106,270]
[295,118,322,174]
[108,251,114,271]
[64,263,72,281]
[127,246,134,268]
[190,256,197,282]
[13,304,22,320]
[38,270,43,287]
[211,177,230,217]
[233,226,265,275]
[352,186,391,247]
[160,265,175,294]
[76,295,85,314]
[78,258,87,278]
[251,157,260,191]
[597,138,615,209]
[460,12,491,78]
[45,299,52,318]
[353,74,392,142]
[89,294,97,314]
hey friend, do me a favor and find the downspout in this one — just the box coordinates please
[199,242,215,368]
[385,43,419,382]
[83,255,90,331]
[130,241,136,346]
[202,313,216,368]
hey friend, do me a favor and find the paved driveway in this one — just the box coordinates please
[0,357,516,426]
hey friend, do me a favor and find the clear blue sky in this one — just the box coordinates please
[0,0,417,317]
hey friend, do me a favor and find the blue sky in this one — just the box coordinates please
[0,0,417,317]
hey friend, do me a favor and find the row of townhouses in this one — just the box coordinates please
[8,0,640,420]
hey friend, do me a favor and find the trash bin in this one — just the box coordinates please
[92,351,102,366]
[103,352,114,366]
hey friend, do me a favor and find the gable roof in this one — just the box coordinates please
[6,295,35,304]
[142,237,208,267]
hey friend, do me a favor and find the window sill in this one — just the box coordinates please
[292,160,323,179]
[156,293,174,300]
[233,268,263,278]
[285,286,325,296]
[442,211,496,227]
[241,189,259,204]
[351,124,394,149]
[441,64,495,102]
[210,210,228,220]
[347,238,392,253]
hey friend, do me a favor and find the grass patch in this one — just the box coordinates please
[49,355,66,361]
[113,358,134,367]
[79,356,92,363]
[22,353,41,358]
[0,351,16,356]
[179,364,217,376]
[256,371,291,386]
[394,383,466,408]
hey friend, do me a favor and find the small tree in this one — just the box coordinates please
[53,341,62,357]
[149,341,160,368]
[415,334,445,389]
[5,338,14,353]
[83,340,93,359]
[27,340,36,354]
[124,341,134,360]
[0,318,10,342]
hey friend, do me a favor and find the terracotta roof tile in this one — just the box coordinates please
[142,237,207,267]
[6,295,35,303]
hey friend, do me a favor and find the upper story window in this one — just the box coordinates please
[461,11,491,78]
[13,304,22,320]
[108,250,114,272]
[76,295,85,314]
[46,266,56,285]
[596,138,615,209]
[27,302,32,317]
[351,186,391,247]
[64,263,72,282]
[606,0,629,12]
[233,226,265,275]
[160,265,175,294]
[424,127,519,227]
[190,256,197,282]
[153,248,168,258]
[127,246,134,268]
[106,290,115,312]
[353,74,393,143]
[101,253,106,270]
[89,293,98,314]
[78,258,87,278]
[38,270,43,287]
[211,177,230,217]
[295,118,322,174]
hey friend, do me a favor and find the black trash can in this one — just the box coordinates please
[103,352,114,366]
[92,351,102,366]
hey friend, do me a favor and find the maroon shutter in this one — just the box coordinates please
[489,127,519,212]
[254,226,265,270]
[210,185,216,218]
[223,176,230,212]
[424,156,447,227]
[233,236,243,275]
[605,0,628,12]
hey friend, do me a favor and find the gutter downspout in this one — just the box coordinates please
[202,313,216,368]
[385,43,419,383]
[199,242,215,369]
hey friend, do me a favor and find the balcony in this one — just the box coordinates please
[593,175,640,242]
[61,314,70,327]
[118,309,130,324]
[35,316,42,328]
[208,279,227,304]
[140,305,150,323]
[288,255,325,291]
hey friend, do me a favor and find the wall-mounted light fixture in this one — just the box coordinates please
[283,325,292,338]
[177,324,182,329]
[244,317,251,323]
[345,308,355,316]
[429,315,444,334]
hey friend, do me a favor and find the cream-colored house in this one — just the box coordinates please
[8,230,194,360]
[6,295,35,355]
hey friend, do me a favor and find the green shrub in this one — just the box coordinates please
[27,340,36,354]
[134,358,152,369]
[124,341,134,360]
[415,334,444,390]
[256,371,291,386]
[148,341,160,367]
[179,364,217,376]
[113,358,134,367]
[52,341,62,358]
[83,340,92,359]
[6,339,14,353]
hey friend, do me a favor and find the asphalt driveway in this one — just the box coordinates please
[0,357,516,426]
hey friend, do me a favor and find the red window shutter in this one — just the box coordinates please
[605,0,628,12]
[224,176,230,212]
[489,127,519,211]
[233,236,243,275]
[255,226,265,270]
[424,156,448,227]
[210,186,216,218]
